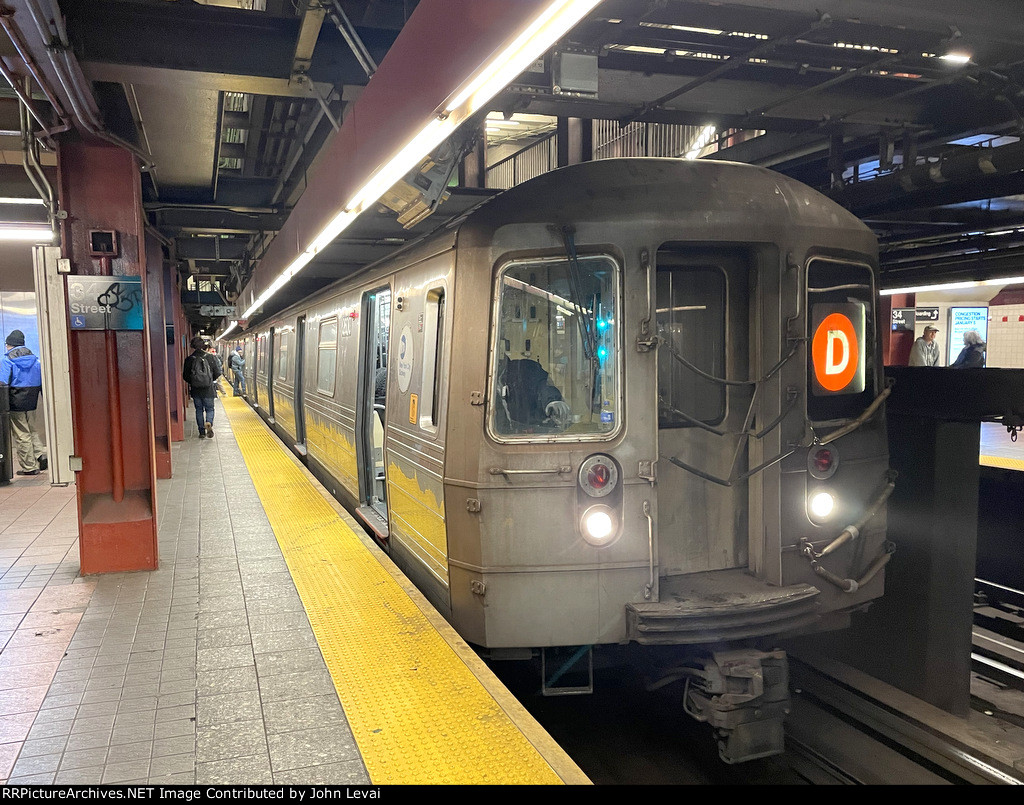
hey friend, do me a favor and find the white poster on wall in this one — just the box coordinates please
[947,306,988,364]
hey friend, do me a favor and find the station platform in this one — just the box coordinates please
[980,421,1024,471]
[0,395,590,786]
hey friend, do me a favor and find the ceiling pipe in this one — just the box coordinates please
[17,0,156,173]
[832,137,1024,214]
[19,77,59,240]
[0,54,61,146]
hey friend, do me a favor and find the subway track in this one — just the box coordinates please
[488,642,1024,784]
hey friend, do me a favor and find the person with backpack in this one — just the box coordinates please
[183,336,221,438]
[1,329,47,475]
[207,345,228,397]
[229,346,246,397]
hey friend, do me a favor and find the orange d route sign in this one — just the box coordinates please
[811,311,862,393]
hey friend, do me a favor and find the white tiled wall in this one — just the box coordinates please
[987,303,1024,368]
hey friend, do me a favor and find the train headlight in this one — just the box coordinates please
[808,491,836,521]
[581,505,618,546]
[579,455,618,498]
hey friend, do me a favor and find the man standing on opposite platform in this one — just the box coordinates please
[908,325,940,367]
[1,330,47,475]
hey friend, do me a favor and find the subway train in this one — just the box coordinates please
[228,157,895,763]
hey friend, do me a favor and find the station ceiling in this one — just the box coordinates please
[3,0,1024,330]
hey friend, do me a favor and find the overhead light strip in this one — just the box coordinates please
[880,276,1024,295]
[0,224,56,242]
[237,0,602,328]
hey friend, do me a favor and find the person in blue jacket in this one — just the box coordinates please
[1,330,47,475]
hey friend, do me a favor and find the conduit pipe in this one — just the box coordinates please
[19,0,156,172]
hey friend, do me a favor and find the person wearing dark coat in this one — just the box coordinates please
[1,330,47,475]
[950,329,986,368]
[495,356,571,434]
[182,336,222,438]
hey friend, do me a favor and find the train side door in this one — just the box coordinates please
[354,287,391,541]
[294,314,307,451]
[266,327,276,422]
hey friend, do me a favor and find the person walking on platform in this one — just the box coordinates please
[229,346,246,397]
[207,345,228,397]
[1,330,47,475]
[183,336,221,438]
[908,324,940,367]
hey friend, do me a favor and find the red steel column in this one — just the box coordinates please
[164,265,186,442]
[146,232,172,477]
[58,136,158,573]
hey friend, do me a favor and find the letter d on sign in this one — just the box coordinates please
[812,313,859,392]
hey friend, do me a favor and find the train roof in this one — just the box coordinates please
[243,157,876,330]
[462,158,876,250]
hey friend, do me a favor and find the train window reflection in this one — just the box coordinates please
[317,318,337,395]
[656,264,726,427]
[492,255,619,440]
[277,331,290,381]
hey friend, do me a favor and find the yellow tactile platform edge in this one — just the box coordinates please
[222,397,590,785]
[981,454,1024,471]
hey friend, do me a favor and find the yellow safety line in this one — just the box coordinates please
[221,397,589,785]
[980,454,1024,471]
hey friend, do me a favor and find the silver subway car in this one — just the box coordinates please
[235,158,893,763]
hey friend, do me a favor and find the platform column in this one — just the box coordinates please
[164,264,186,442]
[58,136,158,574]
[145,232,172,478]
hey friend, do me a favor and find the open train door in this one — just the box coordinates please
[293,314,307,453]
[354,287,390,542]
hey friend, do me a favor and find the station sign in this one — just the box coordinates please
[915,307,939,322]
[66,276,144,331]
[891,308,915,332]
[947,306,989,364]
[200,305,237,317]
[810,302,866,396]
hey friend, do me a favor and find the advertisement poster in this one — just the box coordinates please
[947,306,988,364]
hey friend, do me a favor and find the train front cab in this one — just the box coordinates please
[441,161,892,764]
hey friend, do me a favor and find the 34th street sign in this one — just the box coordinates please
[66,276,144,331]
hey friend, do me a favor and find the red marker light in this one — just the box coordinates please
[588,463,611,489]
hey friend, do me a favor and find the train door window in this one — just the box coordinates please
[317,318,338,395]
[806,258,875,422]
[655,261,727,427]
[490,255,620,441]
[278,331,290,381]
[419,288,445,431]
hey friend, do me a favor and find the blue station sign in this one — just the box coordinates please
[67,276,145,331]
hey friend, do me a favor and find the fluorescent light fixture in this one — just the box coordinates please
[685,125,717,159]
[242,0,601,323]
[444,0,602,115]
[0,197,46,205]
[217,322,238,341]
[940,52,971,64]
[880,276,1024,296]
[0,225,56,242]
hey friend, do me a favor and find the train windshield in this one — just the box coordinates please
[806,258,876,422]
[491,255,620,440]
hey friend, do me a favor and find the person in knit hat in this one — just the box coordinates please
[1,330,47,475]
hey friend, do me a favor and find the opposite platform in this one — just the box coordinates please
[0,394,588,785]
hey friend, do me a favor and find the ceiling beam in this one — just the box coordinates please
[61,0,401,87]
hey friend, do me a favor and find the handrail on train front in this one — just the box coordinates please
[489,466,572,477]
